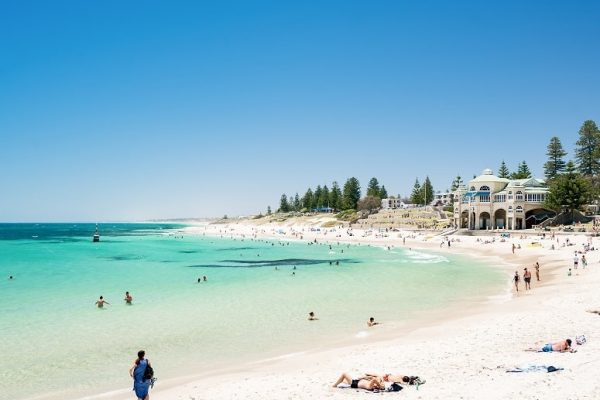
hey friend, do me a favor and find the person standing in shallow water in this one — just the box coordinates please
[513,271,520,292]
[95,296,109,308]
[129,350,152,400]
[124,292,133,304]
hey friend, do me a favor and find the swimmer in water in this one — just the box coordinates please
[368,317,380,327]
[95,296,110,308]
[124,291,133,304]
[308,311,318,320]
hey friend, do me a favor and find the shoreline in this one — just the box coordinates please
[101,221,600,400]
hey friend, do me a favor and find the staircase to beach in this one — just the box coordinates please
[355,206,452,231]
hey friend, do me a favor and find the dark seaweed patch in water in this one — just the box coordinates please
[179,250,200,254]
[217,247,260,251]
[105,255,144,261]
[186,258,357,268]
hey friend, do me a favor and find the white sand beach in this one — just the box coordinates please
[117,221,600,400]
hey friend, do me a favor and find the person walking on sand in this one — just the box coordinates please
[513,271,520,292]
[95,296,110,308]
[582,255,587,269]
[523,268,532,290]
[535,262,540,281]
[129,350,152,400]
[124,291,133,304]
[512,243,516,254]
[574,253,579,269]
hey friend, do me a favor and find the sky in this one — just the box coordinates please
[1,1,599,221]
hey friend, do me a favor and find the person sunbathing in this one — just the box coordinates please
[526,339,575,353]
[365,372,424,386]
[332,373,384,391]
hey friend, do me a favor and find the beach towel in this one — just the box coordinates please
[506,364,564,373]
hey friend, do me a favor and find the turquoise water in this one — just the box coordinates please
[0,223,504,400]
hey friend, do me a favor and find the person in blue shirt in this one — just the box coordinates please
[129,350,152,400]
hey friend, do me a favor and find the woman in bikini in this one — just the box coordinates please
[332,373,384,391]
[365,372,424,386]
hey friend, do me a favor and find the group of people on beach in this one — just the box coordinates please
[333,372,424,392]
[513,262,540,292]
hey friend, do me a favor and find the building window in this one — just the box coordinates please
[516,206,523,213]
[480,195,490,202]
[470,186,476,191]
[516,191,524,201]
[526,193,546,202]
[494,195,506,202]
[479,185,490,191]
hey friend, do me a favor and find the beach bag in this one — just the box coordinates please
[576,335,587,345]
[386,383,403,392]
[143,362,154,380]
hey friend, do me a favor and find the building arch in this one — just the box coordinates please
[494,209,506,229]
[460,210,468,228]
[479,211,491,230]
[479,185,490,191]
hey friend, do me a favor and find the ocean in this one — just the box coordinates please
[0,223,504,400]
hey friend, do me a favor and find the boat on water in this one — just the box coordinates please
[93,226,100,242]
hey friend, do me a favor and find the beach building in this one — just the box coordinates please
[381,198,403,209]
[453,168,554,230]
[432,191,453,206]
[381,198,416,209]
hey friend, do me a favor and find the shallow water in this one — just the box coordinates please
[0,223,504,400]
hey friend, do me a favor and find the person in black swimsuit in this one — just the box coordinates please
[332,373,384,391]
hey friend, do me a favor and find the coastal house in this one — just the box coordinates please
[453,169,555,230]
[381,198,416,209]
[432,191,453,206]
[381,197,404,209]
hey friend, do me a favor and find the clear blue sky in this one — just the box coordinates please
[1,1,599,221]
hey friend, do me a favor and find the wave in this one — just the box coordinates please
[403,250,449,264]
